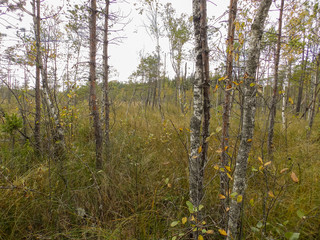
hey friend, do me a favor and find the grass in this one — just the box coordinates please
[0,95,320,239]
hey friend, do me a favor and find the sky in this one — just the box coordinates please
[0,0,230,85]
[110,0,230,81]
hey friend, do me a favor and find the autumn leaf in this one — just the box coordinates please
[280,168,289,173]
[219,229,227,236]
[198,235,204,240]
[264,161,272,167]
[198,146,202,153]
[291,172,299,183]
[182,217,187,225]
[207,229,214,234]
[247,139,252,143]
[268,191,275,198]
[258,157,263,164]
[225,166,231,172]
[237,195,243,203]
[219,194,226,199]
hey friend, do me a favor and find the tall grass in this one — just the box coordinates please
[0,97,320,239]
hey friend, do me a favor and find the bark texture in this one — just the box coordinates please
[33,0,41,154]
[89,0,103,169]
[189,0,210,238]
[220,0,238,227]
[267,0,284,158]
[226,0,272,239]
[103,0,110,149]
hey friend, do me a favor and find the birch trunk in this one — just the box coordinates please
[227,0,272,239]
[189,0,210,238]
[33,0,65,162]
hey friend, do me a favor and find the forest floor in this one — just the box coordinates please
[0,101,320,239]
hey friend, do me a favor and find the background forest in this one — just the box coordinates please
[0,0,320,239]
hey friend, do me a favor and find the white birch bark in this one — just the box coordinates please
[226,0,272,239]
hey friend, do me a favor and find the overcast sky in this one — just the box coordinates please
[0,0,230,84]
[109,0,230,81]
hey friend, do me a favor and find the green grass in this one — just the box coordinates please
[0,97,320,239]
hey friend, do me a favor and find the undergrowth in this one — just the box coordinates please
[0,100,320,239]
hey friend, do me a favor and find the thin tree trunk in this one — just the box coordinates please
[227,0,272,239]
[90,0,103,169]
[296,40,308,115]
[103,0,110,150]
[33,0,41,154]
[267,0,284,159]
[220,0,238,227]
[308,53,320,133]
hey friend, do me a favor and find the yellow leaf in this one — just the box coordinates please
[198,235,204,240]
[167,183,172,188]
[227,173,233,180]
[226,207,230,212]
[224,146,229,151]
[291,172,299,183]
[219,229,227,236]
[232,81,239,86]
[258,157,263,164]
[237,195,243,203]
[219,194,226,199]
[259,165,264,171]
[280,168,289,173]
[182,217,187,225]
[268,191,275,198]
[190,215,195,221]
[247,139,252,143]
[218,76,227,81]
[207,229,214,234]
[264,161,272,167]
[198,146,202,153]
[202,221,206,225]
[288,97,294,105]
[225,166,231,172]
[250,83,255,87]
[213,84,219,93]
[214,165,219,170]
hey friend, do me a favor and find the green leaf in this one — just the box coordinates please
[230,192,238,198]
[198,204,204,211]
[172,237,177,240]
[285,232,300,240]
[165,178,169,184]
[296,210,305,219]
[256,221,263,229]
[251,227,260,233]
[170,221,179,227]
[186,201,194,213]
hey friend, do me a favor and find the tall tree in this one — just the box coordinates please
[33,0,41,153]
[103,0,110,151]
[267,0,285,158]
[220,0,238,227]
[89,0,103,169]
[226,0,272,239]
[189,0,210,239]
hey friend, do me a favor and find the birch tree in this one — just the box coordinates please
[227,0,272,239]
[189,0,210,238]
